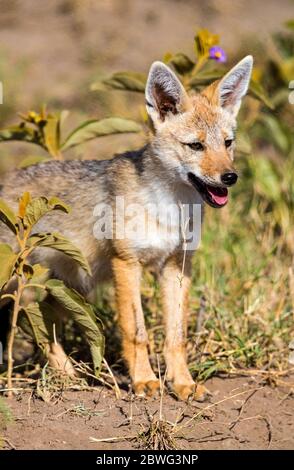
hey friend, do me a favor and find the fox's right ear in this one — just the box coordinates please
[216,55,253,117]
[145,61,189,126]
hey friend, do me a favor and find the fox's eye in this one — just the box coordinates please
[186,142,204,151]
[225,139,233,148]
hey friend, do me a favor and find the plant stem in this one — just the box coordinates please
[22,283,46,291]
[51,149,63,160]
[6,277,23,398]
[191,56,207,76]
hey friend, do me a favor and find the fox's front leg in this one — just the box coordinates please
[161,254,207,401]
[112,257,159,396]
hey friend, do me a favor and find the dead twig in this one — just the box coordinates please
[89,435,136,443]
[103,358,121,399]
[261,416,273,449]
[1,437,16,450]
[174,386,264,434]
[229,388,259,430]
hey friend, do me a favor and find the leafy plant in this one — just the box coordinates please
[91,28,273,111]
[0,192,104,395]
[0,106,142,163]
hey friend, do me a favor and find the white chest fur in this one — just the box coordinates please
[130,183,202,257]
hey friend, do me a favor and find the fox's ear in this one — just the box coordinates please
[216,55,253,117]
[145,61,189,124]
[203,56,253,117]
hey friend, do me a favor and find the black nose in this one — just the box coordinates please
[221,172,238,186]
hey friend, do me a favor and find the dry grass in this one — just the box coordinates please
[137,414,177,450]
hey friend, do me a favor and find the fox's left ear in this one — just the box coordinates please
[206,55,253,117]
[145,61,189,125]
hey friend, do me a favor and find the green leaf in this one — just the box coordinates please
[260,114,290,153]
[249,80,274,109]
[28,232,91,275]
[46,279,105,375]
[23,263,35,280]
[18,155,51,169]
[188,69,223,88]
[285,19,294,31]
[61,117,142,151]
[236,131,252,155]
[91,71,146,93]
[58,110,70,144]
[165,53,195,75]
[0,125,39,145]
[18,302,59,353]
[18,191,31,219]
[0,244,17,289]
[277,57,294,83]
[23,196,69,228]
[271,89,290,107]
[59,110,69,127]
[250,156,280,202]
[29,263,49,283]
[44,115,60,158]
[163,52,173,63]
[0,199,18,234]
[48,197,70,213]
[23,197,49,228]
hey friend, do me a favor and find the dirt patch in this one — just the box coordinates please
[1,376,293,450]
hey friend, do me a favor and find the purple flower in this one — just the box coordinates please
[209,46,227,63]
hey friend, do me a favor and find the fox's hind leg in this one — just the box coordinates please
[42,296,77,377]
[112,257,159,397]
[46,342,76,377]
[160,253,208,401]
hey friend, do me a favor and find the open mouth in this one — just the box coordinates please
[188,173,228,208]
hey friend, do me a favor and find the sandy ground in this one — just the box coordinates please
[1,376,293,450]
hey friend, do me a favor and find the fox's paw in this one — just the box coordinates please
[173,382,210,402]
[194,383,210,402]
[134,379,160,397]
[48,343,77,377]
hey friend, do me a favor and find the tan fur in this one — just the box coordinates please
[201,80,221,106]
[199,148,234,178]
[112,257,159,394]
[160,253,192,385]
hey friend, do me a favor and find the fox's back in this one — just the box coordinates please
[1,159,108,204]
[0,159,115,291]
[1,159,109,246]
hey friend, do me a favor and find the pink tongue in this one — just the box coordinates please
[207,186,228,205]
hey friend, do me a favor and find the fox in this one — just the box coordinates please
[0,56,253,401]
